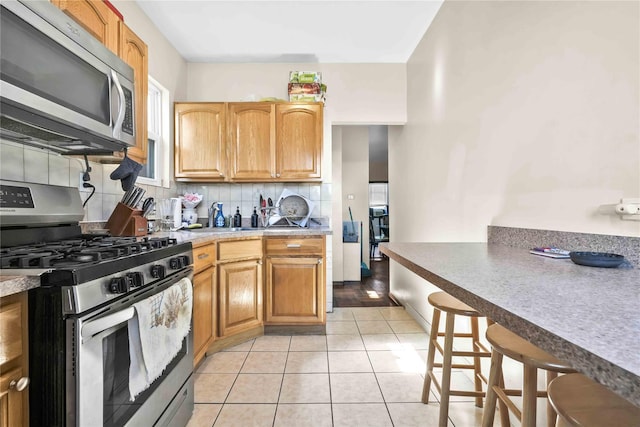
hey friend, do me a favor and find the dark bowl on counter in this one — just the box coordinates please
[569,251,625,268]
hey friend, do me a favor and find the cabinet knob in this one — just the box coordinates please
[276,173,281,178]
[10,377,29,392]
[257,260,263,265]
[318,259,323,264]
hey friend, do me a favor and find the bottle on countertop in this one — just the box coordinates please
[233,206,242,227]
[214,202,225,227]
[251,207,259,228]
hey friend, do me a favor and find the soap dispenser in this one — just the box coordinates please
[233,206,242,227]
[215,203,225,227]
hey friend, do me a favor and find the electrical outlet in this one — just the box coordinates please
[78,172,91,192]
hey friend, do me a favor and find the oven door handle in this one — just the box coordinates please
[81,307,135,339]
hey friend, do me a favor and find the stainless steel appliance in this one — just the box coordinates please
[0,0,136,155]
[0,180,194,427]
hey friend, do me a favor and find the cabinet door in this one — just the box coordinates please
[0,293,28,427]
[52,0,120,53]
[193,266,216,367]
[119,22,148,165]
[265,257,325,324]
[218,260,263,337]
[275,103,323,181]
[228,103,275,181]
[175,103,227,181]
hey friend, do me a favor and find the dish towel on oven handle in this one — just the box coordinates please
[128,277,193,400]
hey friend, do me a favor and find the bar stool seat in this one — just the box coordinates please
[482,324,577,427]
[548,373,640,427]
[423,292,504,427]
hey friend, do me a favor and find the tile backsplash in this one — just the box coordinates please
[0,140,332,224]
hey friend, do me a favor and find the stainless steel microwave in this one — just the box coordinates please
[0,0,136,155]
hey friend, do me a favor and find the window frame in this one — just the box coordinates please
[137,76,170,188]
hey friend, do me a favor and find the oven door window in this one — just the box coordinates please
[101,322,187,427]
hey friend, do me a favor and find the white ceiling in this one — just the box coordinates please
[134,1,443,63]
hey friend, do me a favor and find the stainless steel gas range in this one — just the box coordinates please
[0,180,194,427]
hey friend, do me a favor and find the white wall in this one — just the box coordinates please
[389,1,640,320]
[342,126,371,267]
[186,63,406,124]
[331,127,345,282]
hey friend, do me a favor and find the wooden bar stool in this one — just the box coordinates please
[548,373,640,427]
[423,292,506,427]
[481,324,577,427]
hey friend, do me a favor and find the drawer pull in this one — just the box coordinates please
[10,377,29,392]
[198,253,210,259]
[286,244,301,248]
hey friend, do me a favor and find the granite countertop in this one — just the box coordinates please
[0,227,332,297]
[380,242,640,406]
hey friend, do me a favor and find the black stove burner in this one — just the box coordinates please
[0,235,179,269]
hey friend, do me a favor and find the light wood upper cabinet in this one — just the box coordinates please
[119,22,148,165]
[228,103,276,181]
[175,103,227,182]
[0,293,29,427]
[275,103,323,181]
[52,0,120,53]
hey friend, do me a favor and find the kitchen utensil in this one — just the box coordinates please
[142,198,154,218]
[121,187,134,204]
[131,188,146,208]
[569,252,625,268]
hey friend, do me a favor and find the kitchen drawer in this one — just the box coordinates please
[218,239,262,261]
[193,243,216,273]
[265,237,324,256]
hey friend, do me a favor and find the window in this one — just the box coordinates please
[137,77,170,188]
[369,183,388,206]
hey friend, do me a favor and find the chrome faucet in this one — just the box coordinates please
[207,202,219,228]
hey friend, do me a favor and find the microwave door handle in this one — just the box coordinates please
[110,69,126,139]
[81,306,134,340]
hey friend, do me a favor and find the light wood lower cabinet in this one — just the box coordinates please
[265,236,326,325]
[192,243,216,367]
[217,239,263,338]
[0,292,29,427]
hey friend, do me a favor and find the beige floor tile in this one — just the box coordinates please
[351,307,385,321]
[241,351,287,373]
[368,350,424,374]
[396,332,430,350]
[279,373,331,403]
[289,335,327,352]
[285,351,328,373]
[194,373,237,403]
[198,352,248,374]
[379,307,414,321]
[326,334,365,351]
[226,374,283,403]
[221,339,255,352]
[388,320,426,334]
[330,373,384,403]
[361,334,402,351]
[328,351,372,373]
[274,404,332,427]
[332,403,393,427]
[251,335,291,351]
[356,320,393,334]
[326,320,359,335]
[376,372,424,402]
[213,403,276,427]
[326,307,355,321]
[386,402,448,426]
[186,403,222,427]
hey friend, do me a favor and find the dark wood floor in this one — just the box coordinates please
[332,256,397,307]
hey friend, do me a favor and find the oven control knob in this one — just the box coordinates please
[169,256,189,269]
[150,264,166,279]
[109,277,130,294]
[126,272,144,288]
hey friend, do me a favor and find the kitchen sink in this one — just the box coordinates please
[185,227,256,233]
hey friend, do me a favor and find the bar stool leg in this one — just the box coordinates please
[470,316,483,408]
[522,365,538,427]
[438,312,456,427]
[481,350,503,427]
[422,308,441,403]
[546,371,558,427]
